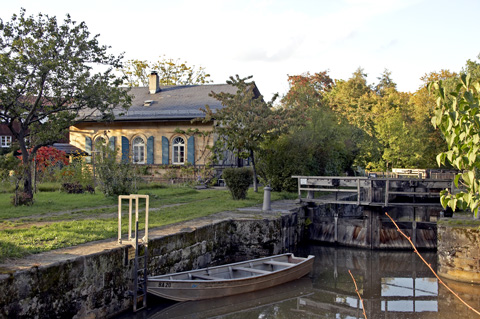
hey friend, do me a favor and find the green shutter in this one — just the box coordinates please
[187,135,195,165]
[121,136,129,162]
[147,136,154,164]
[162,136,169,164]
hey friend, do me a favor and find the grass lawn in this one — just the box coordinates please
[0,185,296,262]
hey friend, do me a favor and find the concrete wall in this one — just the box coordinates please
[0,208,305,319]
[437,225,480,284]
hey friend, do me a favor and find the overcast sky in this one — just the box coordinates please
[2,0,479,99]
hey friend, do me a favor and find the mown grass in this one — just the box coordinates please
[0,185,296,261]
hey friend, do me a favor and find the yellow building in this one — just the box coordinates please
[69,72,239,175]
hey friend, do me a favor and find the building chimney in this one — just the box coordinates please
[149,71,160,94]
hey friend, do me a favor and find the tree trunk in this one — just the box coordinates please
[250,149,258,193]
[18,135,34,201]
[22,156,34,200]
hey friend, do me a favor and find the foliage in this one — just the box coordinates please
[0,9,131,201]
[375,69,397,96]
[222,167,253,200]
[10,191,32,206]
[258,106,357,191]
[322,68,449,171]
[430,73,480,216]
[282,71,334,111]
[121,56,212,87]
[17,146,69,183]
[61,182,94,194]
[205,75,290,192]
[58,157,94,188]
[174,128,216,184]
[0,185,296,261]
[0,150,20,181]
[34,147,68,173]
[93,137,140,196]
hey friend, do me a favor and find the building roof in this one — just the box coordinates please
[52,143,88,155]
[84,84,242,122]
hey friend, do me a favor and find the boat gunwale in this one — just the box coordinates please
[148,253,314,283]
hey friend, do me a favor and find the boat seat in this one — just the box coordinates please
[232,267,271,274]
[191,274,223,280]
[264,261,293,267]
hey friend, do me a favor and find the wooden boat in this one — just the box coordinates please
[148,277,314,319]
[147,253,315,301]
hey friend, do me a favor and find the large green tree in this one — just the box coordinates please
[121,56,212,87]
[256,71,359,191]
[0,9,131,202]
[205,75,289,192]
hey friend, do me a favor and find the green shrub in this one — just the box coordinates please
[57,159,94,188]
[94,142,139,197]
[222,167,252,200]
[62,182,84,194]
[37,182,61,192]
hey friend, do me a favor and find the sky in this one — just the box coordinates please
[2,0,479,100]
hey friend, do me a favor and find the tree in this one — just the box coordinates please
[93,136,139,197]
[205,75,287,192]
[430,73,480,217]
[282,71,334,109]
[256,71,358,191]
[0,9,131,202]
[324,68,382,170]
[121,56,212,87]
[257,109,357,191]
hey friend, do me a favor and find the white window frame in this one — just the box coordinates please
[132,137,145,164]
[1,136,12,148]
[172,136,185,165]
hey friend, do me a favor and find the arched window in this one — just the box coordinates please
[132,137,145,164]
[93,136,106,160]
[94,137,106,149]
[172,136,185,164]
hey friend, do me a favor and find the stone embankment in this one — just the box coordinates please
[0,201,306,318]
[437,222,480,284]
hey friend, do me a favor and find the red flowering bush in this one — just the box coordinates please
[34,147,69,173]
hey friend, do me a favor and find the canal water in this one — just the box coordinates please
[118,245,480,318]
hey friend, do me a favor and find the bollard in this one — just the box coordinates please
[263,186,272,211]
[307,190,314,199]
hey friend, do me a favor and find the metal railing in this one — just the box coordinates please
[292,176,454,207]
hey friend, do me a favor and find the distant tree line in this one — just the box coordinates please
[210,57,480,193]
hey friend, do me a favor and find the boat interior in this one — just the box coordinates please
[150,254,304,281]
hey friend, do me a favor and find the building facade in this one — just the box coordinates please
[69,73,250,179]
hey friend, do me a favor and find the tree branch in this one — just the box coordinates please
[348,270,367,319]
[385,212,480,316]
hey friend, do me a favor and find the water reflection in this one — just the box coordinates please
[118,245,480,318]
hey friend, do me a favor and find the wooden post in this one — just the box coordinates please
[357,178,360,205]
[334,213,338,243]
[384,179,389,207]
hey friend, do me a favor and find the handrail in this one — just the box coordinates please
[293,176,452,207]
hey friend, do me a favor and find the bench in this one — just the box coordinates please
[232,267,271,274]
[264,261,294,267]
[191,274,223,280]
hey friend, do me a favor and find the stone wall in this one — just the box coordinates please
[0,208,305,318]
[437,225,480,284]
